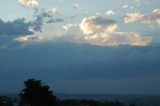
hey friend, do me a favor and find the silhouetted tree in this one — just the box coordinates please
[59,99,132,106]
[129,103,136,106]
[19,79,58,106]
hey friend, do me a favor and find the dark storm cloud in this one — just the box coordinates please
[0,18,34,50]
[0,43,160,94]
[0,8,64,49]
[0,43,160,79]
[0,18,33,36]
[0,8,64,36]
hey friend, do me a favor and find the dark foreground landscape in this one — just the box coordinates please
[0,79,160,106]
[1,93,160,106]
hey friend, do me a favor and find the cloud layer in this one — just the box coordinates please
[80,16,151,46]
[0,18,33,36]
[0,0,157,48]
[105,10,116,16]
[18,0,38,8]
[124,8,160,25]
[0,43,160,94]
[14,16,151,47]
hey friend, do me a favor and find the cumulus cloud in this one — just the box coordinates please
[14,16,151,47]
[18,0,38,8]
[80,16,117,35]
[105,10,116,16]
[122,5,128,9]
[50,8,61,15]
[124,13,142,23]
[73,4,80,10]
[84,31,151,46]
[124,8,160,25]
[80,16,151,46]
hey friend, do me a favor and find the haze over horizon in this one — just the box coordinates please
[0,0,160,95]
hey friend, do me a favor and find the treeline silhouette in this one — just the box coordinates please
[60,99,136,106]
[0,96,14,106]
[0,79,136,106]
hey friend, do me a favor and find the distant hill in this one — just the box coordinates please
[0,93,19,99]
[55,93,160,106]
[1,93,160,106]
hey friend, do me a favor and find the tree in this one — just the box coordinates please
[19,79,59,106]
[129,104,136,106]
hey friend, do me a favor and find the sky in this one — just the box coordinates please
[0,0,160,95]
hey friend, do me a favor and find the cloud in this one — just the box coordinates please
[50,8,61,15]
[0,7,63,47]
[15,24,64,43]
[14,35,38,42]
[73,4,80,10]
[107,32,151,46]
[80,16,117,35]
[84,32,151,46]
[18,1,64,31]
[14,0,149,47]
[46,18,64,24]
[0,18,33,36]
[0,43,160,94]
[80,16,151,46]
[15,24,82,44]
[62,24,84,43]
[63,24,79,31]
[18,0,38,8]
[14,16,151,47]
[124,8,160,25]
[32,8,64,31]
[0,18,35,49]
[124,13,142,23]
[122,5,128,9]
[0,8,64,48]
[105,10,116,16]
[96,12,101,16]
